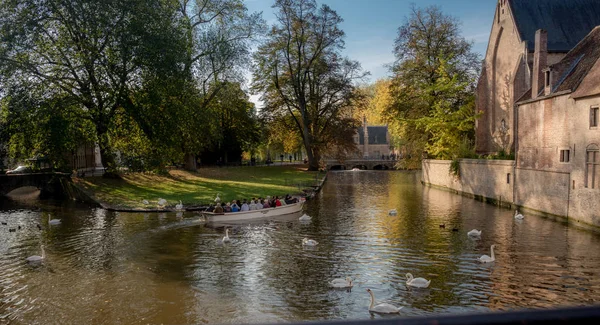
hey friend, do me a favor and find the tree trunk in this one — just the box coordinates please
[184,153,197,171]
[97,124,116,174]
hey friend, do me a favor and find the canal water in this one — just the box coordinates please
[1,171,600,324]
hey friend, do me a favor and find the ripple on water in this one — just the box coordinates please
[2,172,600,323]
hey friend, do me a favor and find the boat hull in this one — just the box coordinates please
[202,201,304,222]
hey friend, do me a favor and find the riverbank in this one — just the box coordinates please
[73,165,323,211]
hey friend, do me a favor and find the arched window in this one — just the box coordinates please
[586,144,599,188]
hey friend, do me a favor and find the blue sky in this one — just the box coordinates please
[245,0,497,82]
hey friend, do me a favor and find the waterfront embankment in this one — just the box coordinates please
[73,165,324,211]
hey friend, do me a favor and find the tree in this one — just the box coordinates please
[414,60,477,159]
[252,0,367,171]
[175,0,265,170]
[0,0,185,172]
[198,82,261,165]
[385,5,480,167]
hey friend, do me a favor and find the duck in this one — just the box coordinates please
[467,229,482,237]
[302,238,318,246]
[222,228,231,243]
[514,210,524,220]
[26,245,45,263]
[175,200,184,211]
[452,227,459,232]
[142,199,150,205]
[388,209,398,216]
[157,198,168,207]
[405,273,431,288]
[478,244,496,263]
[214,193,221,204]
[299,214,312,221]
[439,223,446,228]
[48,218,61,225]
[1,221,6,225]
[330,278,353,289]
[366,288,402,314]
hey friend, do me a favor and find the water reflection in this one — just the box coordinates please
[1,171,600,324]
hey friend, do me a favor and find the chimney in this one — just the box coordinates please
[532,29,547,99]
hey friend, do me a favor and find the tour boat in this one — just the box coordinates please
[202,200,305,222]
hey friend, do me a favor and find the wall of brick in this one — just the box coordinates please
[422,159,514,206]
[514,168,569,217]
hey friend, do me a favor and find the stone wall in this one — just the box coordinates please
[423,159,599,228]
[513,168,569,217]
[421,159,514,206]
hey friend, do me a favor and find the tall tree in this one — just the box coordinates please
[252,0,366,171]
[176,0,264,170]
[385,5,480,167]
[0,0,185,172]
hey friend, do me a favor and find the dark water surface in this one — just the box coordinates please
[1,171,600,324]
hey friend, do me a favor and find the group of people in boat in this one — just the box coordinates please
[207,195,299,213]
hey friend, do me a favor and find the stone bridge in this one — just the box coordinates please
[324,159,396,170]
[0,172,71,196]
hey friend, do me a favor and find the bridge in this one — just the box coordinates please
[324,159,396,170]
[0,172,72,196]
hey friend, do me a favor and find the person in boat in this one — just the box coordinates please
[255,199,263,210]
[214,203,224,214]
[249,199,257,210]
[241,200,249,211]
[262,199,270,209]
[284,194,296,204]
[206,204,215,212]
[223,202,232,212]
[274,196,282,207]
[231,201,240,212]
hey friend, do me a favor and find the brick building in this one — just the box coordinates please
[475,0,600,154]
[516,26,600,225]
[353,117,391,159]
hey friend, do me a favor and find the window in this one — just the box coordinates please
[586,144,600,188]
[545,70,550,87]
[560,150,570,163]
[506,173,510,184]
[591,106,599,127]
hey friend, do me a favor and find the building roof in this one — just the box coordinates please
[552,26,600,93]
[357,126,388,145]
[509,0,600,52]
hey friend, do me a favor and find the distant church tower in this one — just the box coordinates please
[363,115,368,158]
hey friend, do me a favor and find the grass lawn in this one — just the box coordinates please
[74,165,322,209]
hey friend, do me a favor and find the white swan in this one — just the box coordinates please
[388,209,398,216]
[406,273,431,288]
[142,199,149,205]
[157,198,168,207]
[366,289,401,314]
[26,245,45,263]
[48,218,61,225]
[214,193,221,203]
[514,210,524,220]
[302,238,318,246]
[175,200,184,211]
[299,214,312,221]
[330,278,353,288]
[478,244,496,263]
[331,277,352,285]
[222,228,231,243]
[467,229,482,237]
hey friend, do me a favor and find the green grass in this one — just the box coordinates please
[74,165,321,209]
